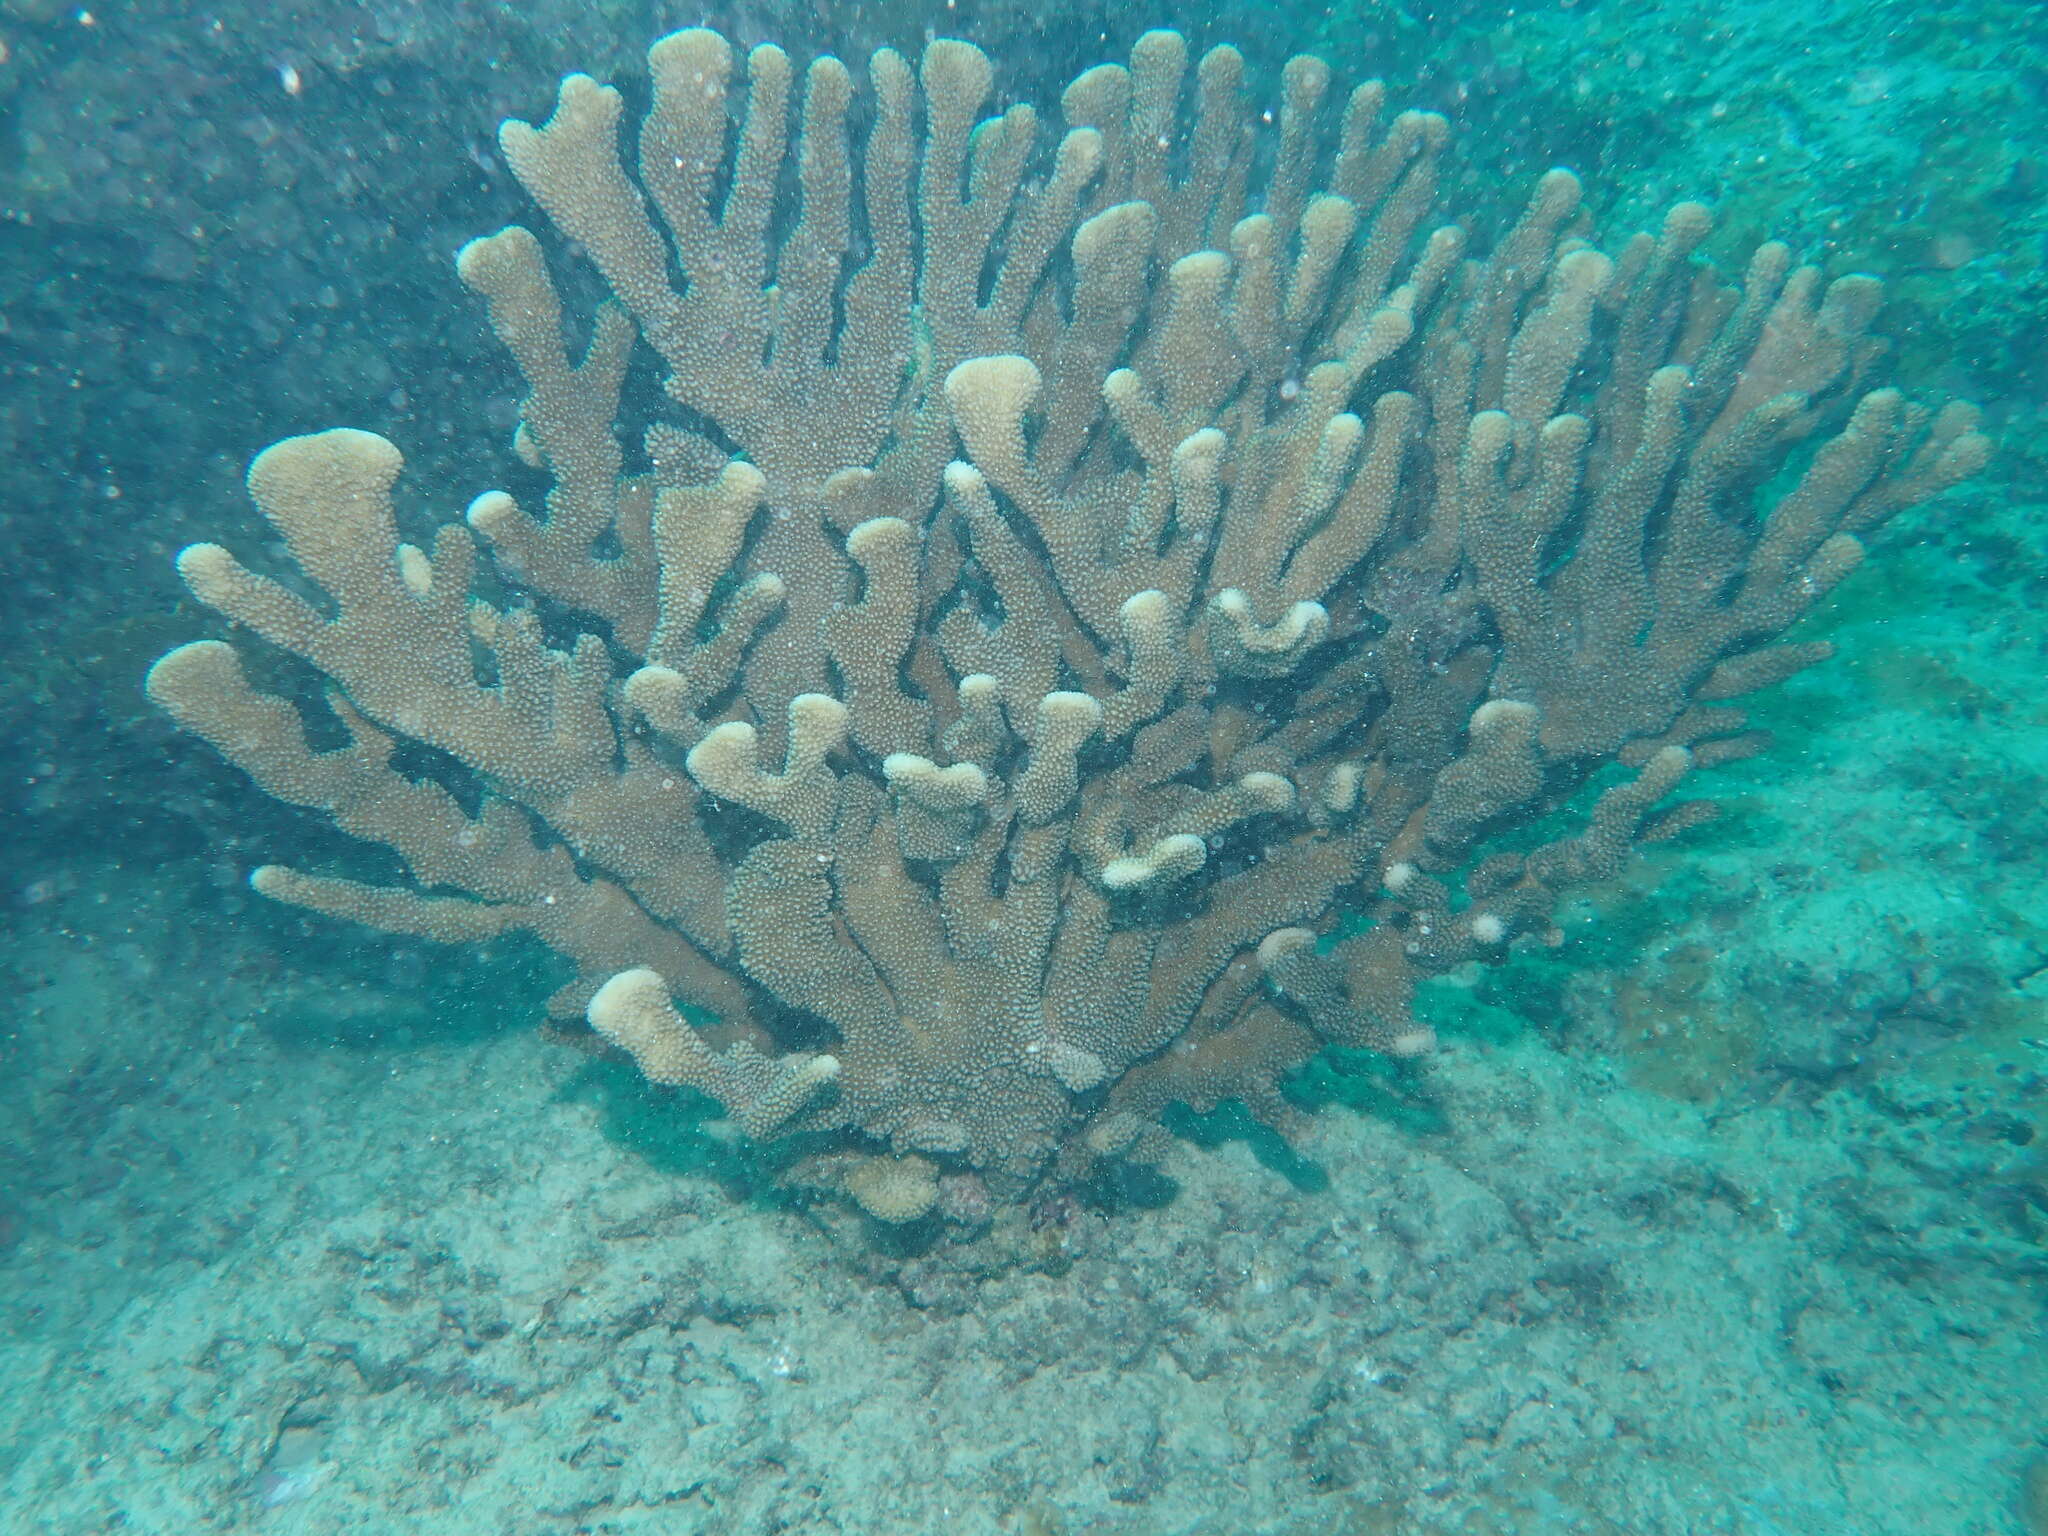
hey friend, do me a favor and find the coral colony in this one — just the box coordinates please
[149,29,1986,1224]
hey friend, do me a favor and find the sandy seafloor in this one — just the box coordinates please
[2,514,2044,1535]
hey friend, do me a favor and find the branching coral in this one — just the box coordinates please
[146,28,1988,1224]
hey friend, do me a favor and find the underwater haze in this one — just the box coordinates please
[2,1,2044,1532]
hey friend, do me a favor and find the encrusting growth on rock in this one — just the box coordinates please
[147,27,1988,1224]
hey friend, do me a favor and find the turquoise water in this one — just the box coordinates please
[2,3,2042,1532]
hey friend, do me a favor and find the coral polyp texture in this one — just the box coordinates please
[147,28,1988,1225]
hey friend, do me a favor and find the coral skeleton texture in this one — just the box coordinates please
[147,28,1987,1223]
